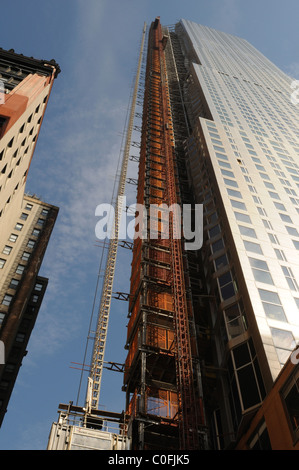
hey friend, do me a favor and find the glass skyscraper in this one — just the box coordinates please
[176,19,299,446]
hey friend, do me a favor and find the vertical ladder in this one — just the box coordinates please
[154,19,200,450]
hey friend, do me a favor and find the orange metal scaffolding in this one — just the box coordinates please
[124,17,206,450]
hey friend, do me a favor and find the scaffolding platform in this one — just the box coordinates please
[47,403,131,451]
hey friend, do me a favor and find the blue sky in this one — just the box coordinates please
[0,0,298,450]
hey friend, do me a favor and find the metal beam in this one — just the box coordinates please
[87,22,147,411]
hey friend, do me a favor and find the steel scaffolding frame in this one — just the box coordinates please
[124,17,207,450]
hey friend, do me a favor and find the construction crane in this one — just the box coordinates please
[85,23,147,412]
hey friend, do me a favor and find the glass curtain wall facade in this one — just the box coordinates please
[172,20,299,447]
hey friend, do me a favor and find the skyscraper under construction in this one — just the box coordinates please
[48,17,299,451]
[123,17,299,451]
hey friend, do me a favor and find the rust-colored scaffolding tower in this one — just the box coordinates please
[124,17,207,450]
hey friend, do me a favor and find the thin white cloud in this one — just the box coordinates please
[25,1,142,362]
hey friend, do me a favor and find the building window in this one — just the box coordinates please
[268,191,280,200]
[253,195,262,205]
[9,234,18,243]
[280,213,292,223]
[208,224,221,239]
[224,178,239,188]
[21,252,31,262]
[224,301,247,340]
[257,206,267,217]
[227,188,243,199]
[2,294,13,306]
[228,339,266,424]
[230,199,247,211]
[264,181,275,190]
[15,333,25,343]
[293,240,299,250]
[244,240,263,255]
[260,172,271,181]
[249,257,274,285]
[270,327,296,366]
[0,312,5,326]
[0,258,6,269]
[37,218,45,226]
[281,369,299,440]
[15,223,23,231]
[34,283,43,291]
[274,248,287,261]
[32,228,41,237]
[211,238,225,254]
[286,226,299,237]
[258,289,287,322]
[234,212,252,224]
[219,160,231,169]
[0,380,9,391]
[27,239,35,249]
[248,185,257,194]
[221,169,234,178]
[268,233,280,244]
[215,152,229,161]
[214,145,226,153]
[217,271,237,301]
[262,219,273,230]
[239,225,257,239]
[207,211,218,224]
[2,245,12,255]
[15,264,25,275]
[274,202,286,211]
[281,266,299,291]
[247,420,272,450]
[41,209,49,217]
[214,253,229,271]
[9,279,19,290]
[20,212,28,220]
[25,203,33,211]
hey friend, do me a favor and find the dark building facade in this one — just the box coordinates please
[0,48,60,425]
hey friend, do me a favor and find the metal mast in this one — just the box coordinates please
[158,21,201,451]
[87,23,147,411]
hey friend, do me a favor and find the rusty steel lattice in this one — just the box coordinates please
[156,20,201,451]
[124,18,205,450]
